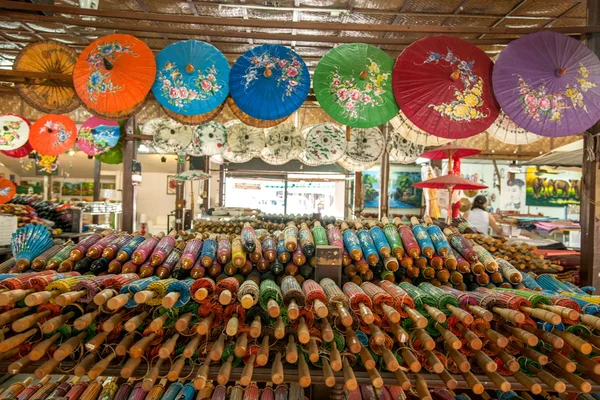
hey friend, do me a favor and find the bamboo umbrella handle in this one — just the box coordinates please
[162,292,181,309]
[183,334,201,359]
[103,311,126,333]
[240,354,256,386]
[578,332,600,348]
[414,375,433,400]
[520,306,561,325]
[487,344,519,373]
[390,322,409,343]
[538,304,580,321]
[330,342,342,372]
[308,338,319,363]
[116,333,136,356]
[85,331,109,351]
[445,345,470,373]
[125,311,149,332]
[367,367,383,389]
[447,304,473,325]
[34,357,60,379]
[298,356,311,388]
[527,364,566,393]
[7,355,32,374]
[142,358,164,391]
[368,324,386,346]
[54,332,86,361]
[382,348,399,372]
[286,335,298,363]
[168,357,186,382]
[149,313,169,331]
[287,299,300,320]
[25,290,60,306]
[438,369,457,390]
[336,303,352,327]
[473,350,496,373]
[572,351,600,375]
[547,363,592,393]
[342,357,358,391]
[297,317,310,344]
[107,293,131,310]
[359,345,376,370]
[492,307,525,323]
[380,303,400,324]
[267,298,280,318]
[94,289,115,306]
[74,352,96,377]
[313,299,328,318]
[345,328,362,354]
[121,357,143,379]
[517,345,548,365]
[542,348,576,372]
[461,371,484,395]
[552,330,592,355]
[403,305,427,329]
[55,290,86,306]
[130,333,157,358]
[159,333,179,359]
[217,355,234,386]
[511,371,542,395]
[436,323,461,350]
[272,352,284,385]
[196,314,215,336]
[414,328,435,351]
[249,316,262,339]
[580,314,600,330]
[193,356,211,390]
[425,350,444,374]
[0,328,37,352]
[13,310,51,333]
[235,332,248,358]
[321,319,334,343]
[219,289,233,306]
[0,289,34,306]
[503,325,538,347]
[240,294,254,310]
[226,313,239,337]
[456,323,482,350]
[30,332,60,361]
[467,305,493,322]
[88,353,115,380]
[274,316,285,339]
[481,328,508,348]
[424,304,446,323]
[74,310,99,331]
[194,288,209,302]
[485,370,511,393]
[393,369,411,391]
[0,307,30,327]
[400,347,421,372]
[42,312,75,334]
[210,334,226,361]
[321,358,336,388]
[257,336,269,366]
[358,302,374,324]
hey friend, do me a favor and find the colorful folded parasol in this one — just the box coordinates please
[0,114,30,151]
[143,118,193,154]
[152,40,229,116]
[187,122,227,157]
[393,36,499,139]
[314,43,399,128]
[298,123,347,166]
[73,34,156,119]
[77,116,120,156]
[0,178,16,205]
[30,114,77,156]
[1,141,33,158]
[260,123,304,165]
[230,44,310,120]
[226,97,287,128]
[493,31,600,137]
[487,111,542,145]
[389,112,451,146]
[14,41,80,114]
[222,121,265,163]
[164,99,225,125]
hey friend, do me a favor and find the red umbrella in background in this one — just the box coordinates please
[30,114,77,156]
[419,143,481,174]
[393,36,499,139]
[1,141,33,158]
[0,178,16,205]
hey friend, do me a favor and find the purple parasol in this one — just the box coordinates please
[493,31,600,137]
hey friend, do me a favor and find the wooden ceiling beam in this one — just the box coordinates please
[0,1,595,34]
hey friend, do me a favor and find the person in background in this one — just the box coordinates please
[463,195,504,236]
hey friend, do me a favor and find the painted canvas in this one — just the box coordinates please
[525,167,581,207]
[167,175,178,195]
[361,171,380,208]
[389,170,422,209]
[62,182,81,196]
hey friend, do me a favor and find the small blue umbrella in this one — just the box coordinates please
[152,40,230,116]
[229,44,310,120]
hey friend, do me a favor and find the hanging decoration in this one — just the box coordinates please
[314,43,399,128]
[144,118,193,154]
[0,178,16,205]
[35,153,59,174]
[13,41,80,114]
[337,156,379,172]
[0,114,30,151]
[73,34,156,120]
[393,36,499,139]
[29,114,77,156]
[387,131,424,164]
[77,116,121,156]
[493,31,600,137]
[226,97,287,128]
[229,44,310,120]
[164,100,225,125]
[487,111,542,145]
[260,124,305,165]
[222,121,265,163]
[389,112,452,146]
[187,122,228,157]
[343,127,385,165]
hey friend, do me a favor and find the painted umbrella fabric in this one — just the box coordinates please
[387,132,424,164]
[226,96,288,128]
[30,114,77,156]
[187,122,227,156]
[144,118,193,153]
[260,123,305,165]
[0,114,30,151]
[0,178,16,205]
[77,116,120,156]
[229,44,310,120]
[344,127,385,165]
[298,123,347,166]
[487,111,542,145]
[493,31,600,137]
[393,36,499,139]
[73,34,156,119]
[1,141,33,158]
[172,169,210,181]
[222,121,265,163]
[389,112,451,146]
[153,40,230,116]
[314,43,399,128]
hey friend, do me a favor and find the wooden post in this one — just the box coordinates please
[218,164,225,207]
[175,153,186,231]
[379,124,390,219]
[122,117,137,233]
[92,160,101,225]
[354,172,362,218]
[580,0,600,290]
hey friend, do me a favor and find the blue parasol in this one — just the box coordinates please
[152,40,230,116]
[229,44,310,120]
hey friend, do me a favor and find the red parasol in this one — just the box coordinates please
[419,143,481,174]
[30,114,77,156]
[1,141,33,158]
[393,36,499,139]
[0,178,16,205]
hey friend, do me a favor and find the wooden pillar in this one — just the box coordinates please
[202,156,210,212]
[353,172,362,218]
[218,164,225,207]
[379,124,390,219]
[122,117,137,233]
[580,0,600,290]
[92,159,101,225]
[175,154,186,231]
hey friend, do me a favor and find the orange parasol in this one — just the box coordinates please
[14,41,79,114]
[164,100,225,126]
[73,34,156,120]
[0,178,16,205]
[226,97,287,128]
[30,114,77,156]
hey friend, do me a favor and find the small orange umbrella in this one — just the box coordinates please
[226,97,287,128]
[0,178,16,205]
[73,34,156,119]
[30,114,77,156]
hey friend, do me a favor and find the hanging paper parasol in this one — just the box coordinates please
[229,44,310,120]
[337,156,379,172]
[260,124,304,165]
[187,122,227,157]
[30,114,77,156]
[95,141,123,165]
[0,178,16,205]
[222,121,265,163]
[14,41,79,114]
[487,111,542,145]
[387,132,424,164]
[153,40,229,116]
[314,43,399,128]
[73,34,156,119]
[390,112,451,146]
[172,169,210,181]
[1,141,33,159]
[226,96,287,128]
[164,100,225,125]
[77,116,120,156]
[344,127,385,164]
[419,144,481,161]
[393,36,499,139]
[143,118,193,153]
[493,31,600,137]
[0,114,30,151]
[298,123,347,166]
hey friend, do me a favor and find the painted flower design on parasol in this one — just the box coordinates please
[300,123,347,165]
[243,52,304,100]
[85,41,136,103]
[188,122,227,157]
[158,62,225,109]
[0,120,24,149]
[328,59,390,122]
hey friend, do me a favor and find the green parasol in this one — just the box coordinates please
[313,43,399,128]
[95,141,123,164]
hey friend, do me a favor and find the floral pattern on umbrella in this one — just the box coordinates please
[222,121,265,163]
[157,64,224,109]
[85,41,136,102]
[187,122,227,157]
[30,114,77,156]
[387,132,424,164]
[299,123,347,165]
[0,114,30,151]
[144,118,193,154]
[260,123,305,165]
[345,127,385,164]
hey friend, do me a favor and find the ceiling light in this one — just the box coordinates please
[68,150,75,156]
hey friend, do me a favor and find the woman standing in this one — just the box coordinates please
[464,195,503,236]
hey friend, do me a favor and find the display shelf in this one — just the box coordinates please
[2,362,597,393]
